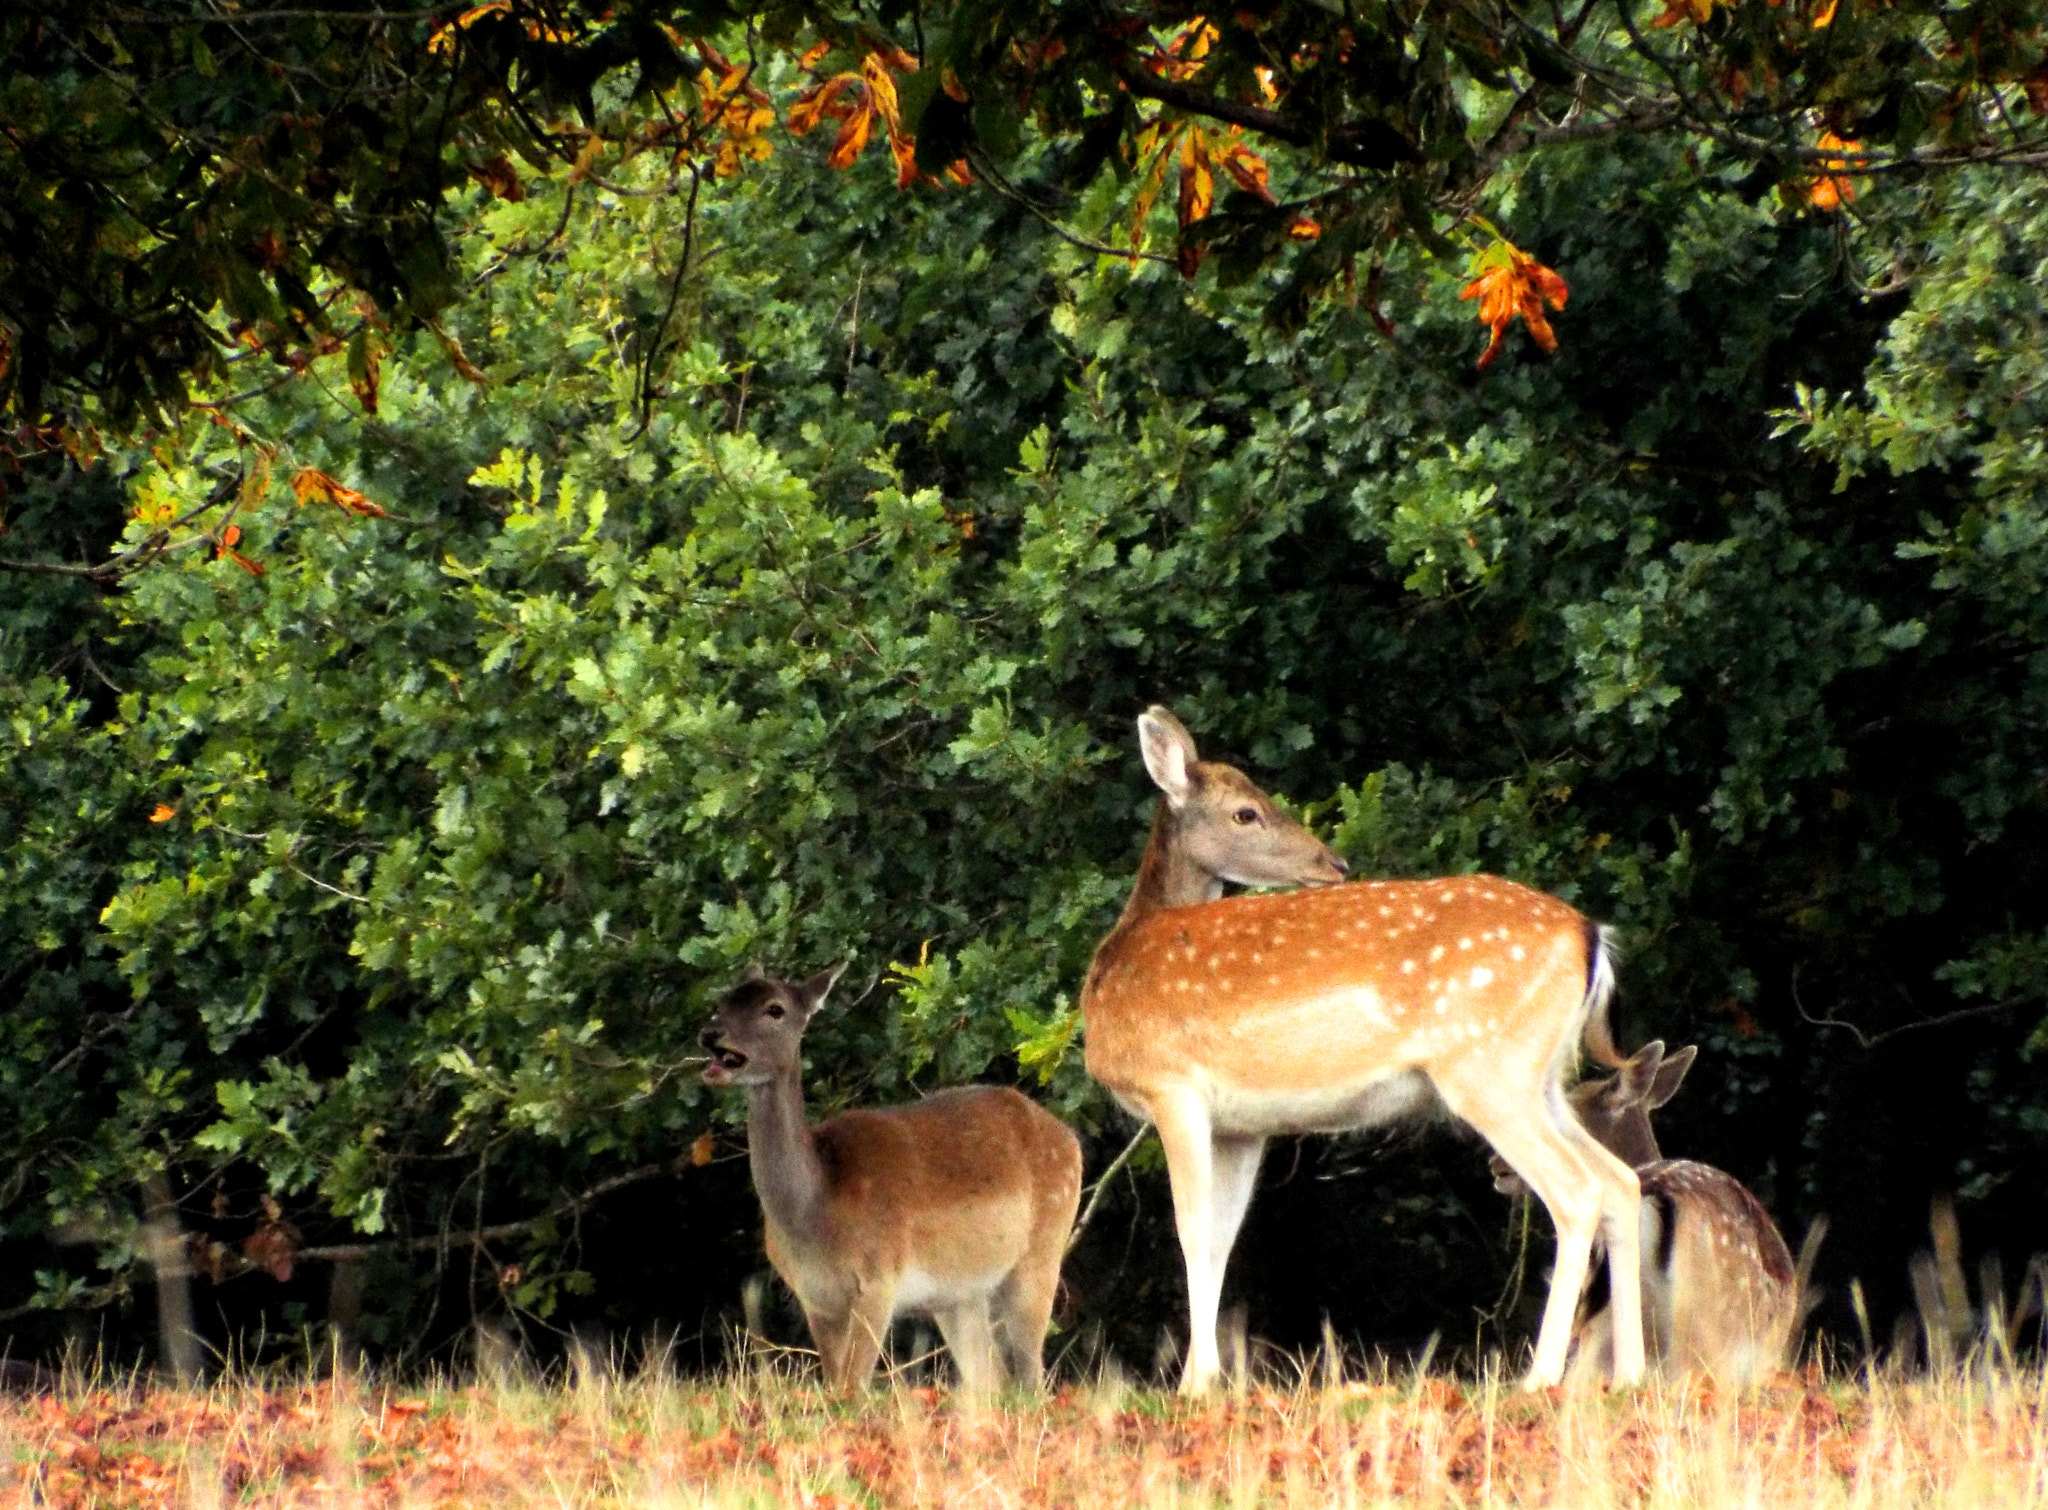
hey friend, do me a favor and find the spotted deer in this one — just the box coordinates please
[1492,1040,1801,1383]
[701,965,1082,1394]
[1082,707,1646,1391]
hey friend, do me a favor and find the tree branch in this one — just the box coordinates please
[206,1158,686,1279]
[1113,66,1419,169]
[967,149,1177,265]
[1065,1124,1153,1256]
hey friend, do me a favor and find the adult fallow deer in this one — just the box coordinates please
[701,965,1081,1394]
[1082,707,1646,1391]
[1492,1041,1801,1383]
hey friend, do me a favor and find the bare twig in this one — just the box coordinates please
[967,150,1178,266]
[1791,966,2020,1049]
[1066,1124,1154,1256]
[217,1160,683,1277]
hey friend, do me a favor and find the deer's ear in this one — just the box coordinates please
[739,961,766,984]
[1615,1040,1666,1105]
[1138,706,1199,810]
[1648,1044,1697,1109]
[799,962,849,1016]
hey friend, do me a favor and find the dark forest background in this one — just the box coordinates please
[7,5,2048,1381]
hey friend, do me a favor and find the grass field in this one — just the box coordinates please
[8,1355,2048,1508]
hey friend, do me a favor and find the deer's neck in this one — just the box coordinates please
[743,1071,828,1238]
[1113,803,1225,930]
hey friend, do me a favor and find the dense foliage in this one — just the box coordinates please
[6,0,2048,442]
[6,85,2048,1370]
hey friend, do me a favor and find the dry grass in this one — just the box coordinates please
[7,1354,2048,1508]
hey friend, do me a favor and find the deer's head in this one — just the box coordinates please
[1139,706,1349,892]
[1491,1040,1698,1196]
[700,963,848,1088]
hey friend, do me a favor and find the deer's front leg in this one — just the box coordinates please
[1151,1089,1224,1393]
[802,1303,855,1388]
[828,1277,896,1391]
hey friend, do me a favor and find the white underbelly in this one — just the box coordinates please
[1207,1069,1437,1136]
[892,1264,997,1315]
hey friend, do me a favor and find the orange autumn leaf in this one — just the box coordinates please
[148,803,178,823]
[1148,18,1220,80]
[1127,121,1182,252]
[861,53,906,138]
[794,50,956,189]
[699,57,777,179]
[888,130,926,189]
[827,104,875,168]
[436,329,489,385]
[690,1131,717,1166]
[788,73,861,137]
[1213,140,1277,204]
[427,0,509,54]
[241,1217,301,1283]
[1805,130,1863,210]
[1288,216,1323,239]
[1178,127,1215,226]
[290,467,386,518]
[348,336,381,415]
[1651,0,1718,25]
[215,523,266,576]
[1459,238,1569,369]
[469,153,525,201]
[565,132,605,185]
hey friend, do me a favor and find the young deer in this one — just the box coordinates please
[701,965,1082,1394]
[1492,1041,1800,1384]
[1082,707,1646,1392]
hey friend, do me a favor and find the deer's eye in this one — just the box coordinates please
[1233,806,1261,826]
[766,1003,785,1019]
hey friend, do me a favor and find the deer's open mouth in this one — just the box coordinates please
[701,1044,749,1086]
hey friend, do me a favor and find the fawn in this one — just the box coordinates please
[702,964,1081,1392]
[1492,1040,1800,1383]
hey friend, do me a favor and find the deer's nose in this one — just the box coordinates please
[698,1025,721,1050]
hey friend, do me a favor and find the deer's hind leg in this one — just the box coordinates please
[993,1146,1083,1390]
[1436,1064,1638,1388]
[993,1247,1063,1389]
[934,1300,1000,1396]
[1551,1094,1646,1385]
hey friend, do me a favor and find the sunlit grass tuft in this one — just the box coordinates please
[7,1350,2048,1507]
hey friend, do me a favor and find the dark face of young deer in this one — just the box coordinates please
[700,964,846,1088]
[1492,1041,1698,1195]
[1138,707,1349,897]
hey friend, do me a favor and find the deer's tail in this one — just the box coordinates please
[1580,921,1627,1070]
